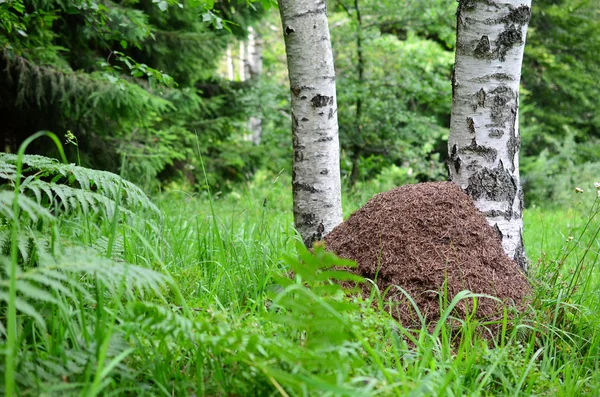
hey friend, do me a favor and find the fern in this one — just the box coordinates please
[0,153,161,219]
[0,190,53,223]
[0,247,170,330]
[0,147,178,393]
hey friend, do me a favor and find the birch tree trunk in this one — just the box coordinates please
[226,44,234,81]
[278,0,343,246]
[239,41,246,82]
[247,26,263,79]
[247,26,263,145]
[449,1,532,270]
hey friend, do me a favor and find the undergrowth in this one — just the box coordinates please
[1,138,600,395]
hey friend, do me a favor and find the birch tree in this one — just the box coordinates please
[247,26,264,145]
[278,0,343,246]
[449,1,532,269]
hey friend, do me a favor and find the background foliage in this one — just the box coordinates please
[2,0,598,204]
[2,0,600,394]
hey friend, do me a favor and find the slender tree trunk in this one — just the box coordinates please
[350,0,364,187]
[239,41,246,82]
[349,148,361,186]
[247,26,263,145]
[449,1,532,270]
[278,0,343,246]
[247,26,263,79]
[226,44,234,81]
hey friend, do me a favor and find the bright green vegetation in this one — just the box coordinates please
[2,0,600,395]
[2,146,600,395]
[2,0,599,203]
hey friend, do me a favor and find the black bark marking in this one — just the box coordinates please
[466,162,481,171]
[294,182,320,193]
[518,188,524,213]
[457,0,494,15]
[460,138,498,163]
[320,169,329,175]
[292,85,316,97]
[300,95,308,100]
[301,117,310,122]
[292,135,305,149]
[292,112,299,128]
[318,111,325,116]
[487,5,531,25]
[328,108,334,119]
[450,144,462,173]
[506,105,518,172]
[465,162,516,206]
[317,222,325,236]
[286,2,327,21]
[485,209,513,221]
[472,73,514,83]
[493,223,503,240]
[513,231,527,270]
[476,88,486,108]
[285,26,295,35]
[317,136,333,142]
[454,157,462,173]
[467,117,476,134]
[503,5,531,25]
[495,24,522,62]
[296,214,327,247]
[489,129,504,138]
[451,144,458,158]
[294,150,304,162]
[311,94,334,108]
[474,35,491,59]
[489,85,516,127]
[451,67,457,94]
[301,212,317,226]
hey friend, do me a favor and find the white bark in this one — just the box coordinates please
[449,1,532,270]
[247,116,262,145]
[278,0,343,246]
[246,26,263,145]
[247,26,263,79]
[226,44,234,81]
[239,41,246,82]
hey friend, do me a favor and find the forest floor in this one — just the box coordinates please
[5,169,600,396]
[140,172,600,396]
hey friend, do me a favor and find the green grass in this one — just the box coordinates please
[2,162,600,396]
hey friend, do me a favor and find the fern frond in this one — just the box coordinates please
[0,153,161,217]
[127,301,199,342]
[0,248,171,332]
[0,191,54,223]
[21,179,137,219]
[15,334,136,391]
[0,290,47,331]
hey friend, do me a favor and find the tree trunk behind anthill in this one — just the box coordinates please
[449,1,532,270]
[226,44,234,81]
[278,0,343,247]
[247,26,263,145]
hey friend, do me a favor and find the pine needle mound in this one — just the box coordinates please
[325,182,531,327]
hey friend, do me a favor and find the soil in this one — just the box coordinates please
[324,182,531,328]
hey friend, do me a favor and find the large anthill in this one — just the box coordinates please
[325,182,530,327]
